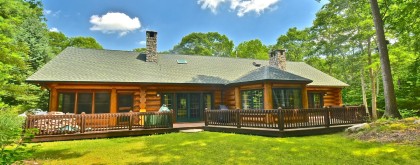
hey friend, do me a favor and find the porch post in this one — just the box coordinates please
[110,88,117,113]
[49,85,58,112]
[302,85,309,108]
[263,82,273,109]
[234,87,241,109]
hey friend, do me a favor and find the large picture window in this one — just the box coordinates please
[57,91,111,114]
[77,93,93,114]
[117,93,134,112]
[95,93,111,113]
[241,90,264,110]
[58,93,75,113]
[272,88,302,109]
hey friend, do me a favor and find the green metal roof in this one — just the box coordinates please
[26,47,349,87]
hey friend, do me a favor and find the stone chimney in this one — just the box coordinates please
[146,31,158,63]
[269,49,286,70]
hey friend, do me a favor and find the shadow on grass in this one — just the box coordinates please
[33,148,90,161]
[123,133,261,164]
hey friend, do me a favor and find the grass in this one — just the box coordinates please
[29,132,420,165]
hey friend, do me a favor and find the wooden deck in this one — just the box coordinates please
[31,122,359,142]
[27,107,368,142]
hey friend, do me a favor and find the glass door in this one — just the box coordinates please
[308,93,324,108]
[176,93,188,122]
[189,93,201,121]
[163,93,213,122]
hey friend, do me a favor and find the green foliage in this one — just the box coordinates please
[133,47,147,53]
[399,109,420,118]
[275,27,312,61]
[171,32,234,57]
[0,109,37,164]
[68,37,103,49]
[48,31,69,55]
[0,0,49,110]
[235,39,269,59]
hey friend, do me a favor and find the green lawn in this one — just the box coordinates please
[31,132,419,165]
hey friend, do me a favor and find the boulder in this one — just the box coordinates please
[346,123,370,133]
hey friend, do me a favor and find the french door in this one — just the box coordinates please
[162,93,212,122]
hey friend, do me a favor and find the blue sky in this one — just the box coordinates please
[42,0,327,52]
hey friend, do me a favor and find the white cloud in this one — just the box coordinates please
[198,0,279,17]
[49,27,59,32]
[138,41,146,45]
[89,12,141,36]
[44,9,52,15]
[197,0,226,13]
[230,0,279,17]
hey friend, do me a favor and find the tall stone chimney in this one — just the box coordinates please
[146,31,158,63]
[269,49,286,70]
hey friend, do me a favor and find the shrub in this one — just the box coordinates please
[399,109,420,118]
[0,108,37,164]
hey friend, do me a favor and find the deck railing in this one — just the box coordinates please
[205,107,368,130]
[25,111,174,136]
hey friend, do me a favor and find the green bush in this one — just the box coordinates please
[0,108,37,164]
[399,109,420,118]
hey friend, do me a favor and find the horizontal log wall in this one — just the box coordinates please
[48,83,224,112]
[45,83,343,113]
[307,87,343,106]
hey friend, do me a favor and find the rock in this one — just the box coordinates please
[346,123,370,133]
[414,120,420,124]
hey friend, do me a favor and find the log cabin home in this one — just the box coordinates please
[27,31,348,122]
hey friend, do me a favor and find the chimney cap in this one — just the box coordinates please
[146,31,157,37]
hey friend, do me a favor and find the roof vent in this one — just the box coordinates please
[177,59,188,64]
[252,62,261,67]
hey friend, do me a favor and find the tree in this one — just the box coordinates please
[16,17,52,71]
[0,0,48,110]
[68,37,103,49]
[234,39,269,59]
[48,31,69,55]
[369,0,401,118]
[275,27,312,61]
[133,47,147,53]
[171,32,234,57]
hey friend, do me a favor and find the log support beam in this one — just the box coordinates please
[302,85,309,108]
[234,87,241,109]
[263,82,273,109]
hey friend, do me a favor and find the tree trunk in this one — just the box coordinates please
[367,38,378,120]
[369,0,401,118]
[361,69,369,115]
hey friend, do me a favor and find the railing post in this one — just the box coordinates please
[129,110,133,130]
[204,108,208,126]
[81,112,86,133]
[25,115,30,130]
[324,109,330,128]
[278,108,284,131]
[236,109,241,128]
[169,110,174,128]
